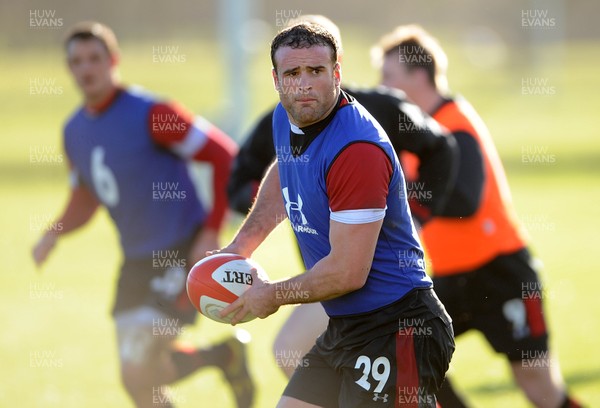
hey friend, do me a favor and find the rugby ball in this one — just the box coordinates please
[186,253,267,324]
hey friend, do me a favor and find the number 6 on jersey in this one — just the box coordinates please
[91,146,119,207]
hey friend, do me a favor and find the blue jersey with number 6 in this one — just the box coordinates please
[64,88,205,258]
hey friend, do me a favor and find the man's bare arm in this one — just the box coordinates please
[219,161,287,258]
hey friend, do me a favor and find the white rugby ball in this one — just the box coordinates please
[186,253,267,323]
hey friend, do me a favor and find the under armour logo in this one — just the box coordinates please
[373,393,388,402]
[282,187,307,225]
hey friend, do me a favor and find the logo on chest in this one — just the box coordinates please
[282,187,318,235]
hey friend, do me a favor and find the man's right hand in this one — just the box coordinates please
[32,233,58,267]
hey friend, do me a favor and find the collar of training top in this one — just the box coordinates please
[288,90,354,157]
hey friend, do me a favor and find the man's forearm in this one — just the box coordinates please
[271,219,382,306]
[53,185,99,236]
[271,258,361,307]
[229,161,287,257]
[32,185,98,266]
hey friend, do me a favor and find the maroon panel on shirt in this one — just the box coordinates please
[396,329,420,408]
[523,297,547,338]
[326,143,392,212]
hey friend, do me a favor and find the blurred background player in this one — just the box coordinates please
[31,21,253,408]
[374,24,582,408]
[217,22,454,407]
[227,14,458,379]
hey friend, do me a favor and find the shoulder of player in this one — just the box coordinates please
[242,108,276,155]
[327,142,392,178]
[122,85,160,102]
[63,107,82,128]
[253,108,275,136]
[433,94,469,117]
[345,85,408,106]
[121,86,191,114]
[148,100,194,120]
[338,141,390,158]
[434,95,480,136]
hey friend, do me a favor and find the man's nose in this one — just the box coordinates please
[77,60,93,72]
[297,73,313,92]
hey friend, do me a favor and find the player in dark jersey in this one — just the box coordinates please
[374,24,582,408]
[31,22,253,408]
[214,22,454,407]
[226,15,459,380]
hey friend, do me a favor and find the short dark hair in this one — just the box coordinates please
[270,23,339,73]
[64,21,119,57]
[375,25,448,91]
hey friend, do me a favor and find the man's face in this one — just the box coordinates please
[67,38,115,99]
[272,45,341,128]
[380,53,415,96]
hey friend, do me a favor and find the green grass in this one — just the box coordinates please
[1,35,599,407]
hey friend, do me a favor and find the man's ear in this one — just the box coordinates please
[110,53,120,67]
[333,62,341,86]
[272,68,280,92]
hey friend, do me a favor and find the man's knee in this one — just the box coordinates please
[115,307,176,389]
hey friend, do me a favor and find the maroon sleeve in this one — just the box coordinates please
[149,102,238,231]
[192,130,238,231]
[326,143,393,212]
[148,102,195,147]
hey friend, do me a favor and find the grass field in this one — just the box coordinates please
[1,32,599,407]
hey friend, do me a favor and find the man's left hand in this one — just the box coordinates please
[219,268,279,325]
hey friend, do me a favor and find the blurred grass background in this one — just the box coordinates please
[1,0,599,406]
